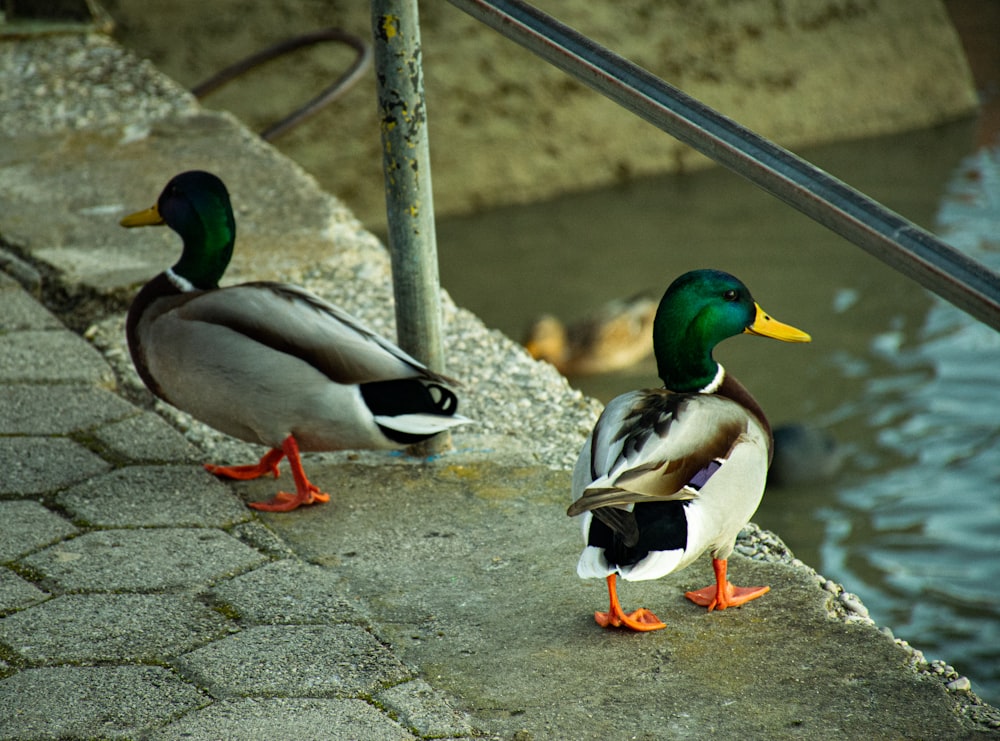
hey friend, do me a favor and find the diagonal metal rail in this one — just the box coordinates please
[447,0,1000,332]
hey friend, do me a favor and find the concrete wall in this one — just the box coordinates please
[100,0,977,228]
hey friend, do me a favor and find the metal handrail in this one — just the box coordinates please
[446,0,1000,332]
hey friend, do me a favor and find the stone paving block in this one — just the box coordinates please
[0,567,48,613]
[21,528,267,591]
[0,500,78,560]
[0,665,206,740]
[0,592,232,663]
[208,559,364,625]
[57,465,250,528]
[0,286,60,331]
[0,268,23,290]
[376,679,477,738]
[0,383,134,434]
[229,520,297,560]
[92,410,202,463]
[146,697,417,741]
[0,330,114,384]
[173,624,412,699]
[0,437,110,495]
[0,254,42,296]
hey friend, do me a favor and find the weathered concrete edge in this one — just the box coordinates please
[1,31,997,732]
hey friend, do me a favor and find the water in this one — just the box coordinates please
[433,120,1000,703]
[827,144,1000,700]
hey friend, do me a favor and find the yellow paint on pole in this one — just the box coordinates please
[380,14,399,40]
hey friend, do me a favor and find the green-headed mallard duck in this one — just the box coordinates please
[121,170,468,512]
[523,293,657,376]
[567,269,810,631]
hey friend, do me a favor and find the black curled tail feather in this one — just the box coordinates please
[360,378,460,445]
[587,500,689,569]
[593,507,640,548]
[426,382,459,416]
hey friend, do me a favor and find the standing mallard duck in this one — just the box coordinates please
[121,171,468,512]
[567,269,810,631]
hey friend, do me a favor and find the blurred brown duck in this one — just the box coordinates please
[523,293,657,376]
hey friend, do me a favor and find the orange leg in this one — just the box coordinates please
[206,436,331,512]
[684,558,769,612]
[594,573,667,632]
[205,448,284,481]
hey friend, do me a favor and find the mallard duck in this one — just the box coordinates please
[523,293,657,376]
[120,170,469,512]
[567,269,810,631]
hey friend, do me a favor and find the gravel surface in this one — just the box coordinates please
[0,34,196,135]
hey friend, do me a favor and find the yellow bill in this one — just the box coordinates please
[120,204,164,228]
[744,302,811,343]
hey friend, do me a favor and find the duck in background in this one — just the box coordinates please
[523,293,657,376]
[769,423,842,488]
[120,170,469,512]
[568,269,810,631]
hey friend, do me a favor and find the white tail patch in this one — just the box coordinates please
[620,548,688,581]
[576,546,614,579]
[374,413,471,435]
[577,544,689,582]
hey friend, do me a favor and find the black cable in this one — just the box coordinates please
[190,28,372,141]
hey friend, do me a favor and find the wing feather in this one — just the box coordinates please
[174,282,453,386]
[568,389,749,520]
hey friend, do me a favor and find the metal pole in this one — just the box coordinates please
[446,0,1000,332]
[371,0,451,454]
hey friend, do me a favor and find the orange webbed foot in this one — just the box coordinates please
[594,574,667,632]
[248,486,331,512]
[684,558,769,612]
[684,583,770,611]
[246,435,330,513]
[595,606,667,632]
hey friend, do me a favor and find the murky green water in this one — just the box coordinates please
[434,120,1000,703]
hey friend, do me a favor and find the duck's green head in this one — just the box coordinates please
[652,269,811,392]
[121,170,236,290]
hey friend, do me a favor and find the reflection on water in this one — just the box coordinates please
[825,145,1000,703]
[435,120,1000,703]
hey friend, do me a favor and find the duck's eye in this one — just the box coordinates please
[723,289,739,302]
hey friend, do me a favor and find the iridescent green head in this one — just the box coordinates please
[121,170,236,290]
[652,269,810,392]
